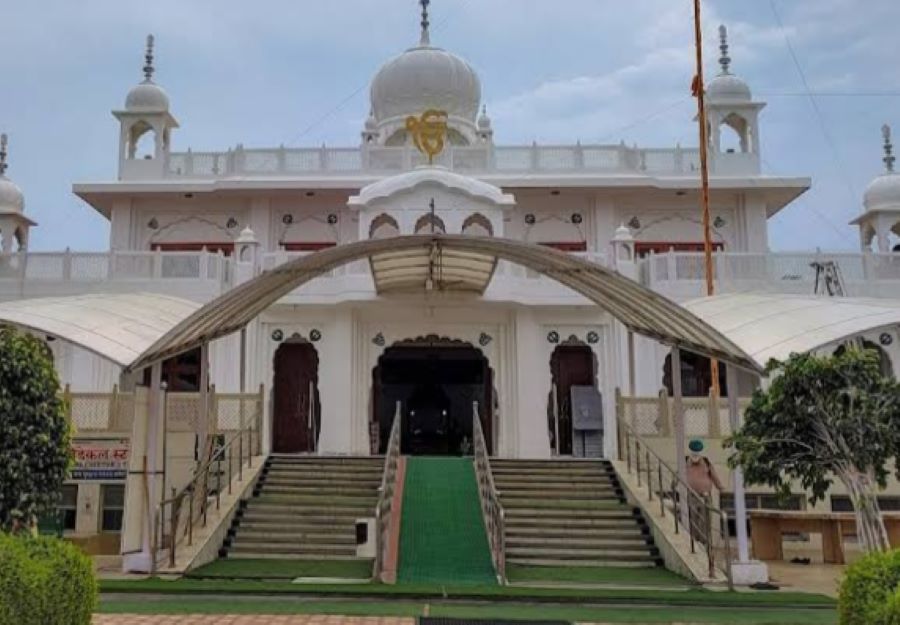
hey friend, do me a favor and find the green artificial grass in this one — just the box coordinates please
[396,457,497,585]
[506,564,690,587]
[98,598,837,623]
[100,577,836,608]
[188,558,374,580]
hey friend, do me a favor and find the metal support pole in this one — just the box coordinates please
[672,347,689,528]
[627,331,636,397]
[726,364,751,563]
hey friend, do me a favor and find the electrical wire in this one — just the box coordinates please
[768,0,859,209]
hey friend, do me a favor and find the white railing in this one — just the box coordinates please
[615,389,751,440]
[0,250,232,286]
[639,251,900,298]
[472,401,505,584]
[374,401,402,581]
[163,143,707,180]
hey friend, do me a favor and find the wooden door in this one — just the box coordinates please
[272,342,319,453]
[550,345,595,455]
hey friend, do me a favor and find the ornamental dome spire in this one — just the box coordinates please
[125,34,170,112]
[419,0,431,46]
[706,25,752,103]
[864,124,900,213]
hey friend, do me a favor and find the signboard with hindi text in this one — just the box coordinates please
[71,438,130,481]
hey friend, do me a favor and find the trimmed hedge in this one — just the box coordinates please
[839,548,900,625]
[0,534,96,625]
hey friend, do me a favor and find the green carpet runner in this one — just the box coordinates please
[397,457,497,585]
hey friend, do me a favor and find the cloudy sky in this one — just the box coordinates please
[0,0,897,251]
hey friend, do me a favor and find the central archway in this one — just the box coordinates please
[372,336,493,456]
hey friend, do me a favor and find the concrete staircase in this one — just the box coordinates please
[220,455,383,561]
[491,459,662,568]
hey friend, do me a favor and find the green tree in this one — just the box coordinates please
[726,347,900,553]
[0,326,71,531]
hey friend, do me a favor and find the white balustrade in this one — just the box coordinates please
[0,250,233,287]
[639,251,900,298]
[162,143,707,180]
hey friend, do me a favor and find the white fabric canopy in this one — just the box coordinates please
[0,293,200,367]
[684,293,900,367]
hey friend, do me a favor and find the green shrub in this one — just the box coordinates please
[839,549,900,625]
[0,534,97,625]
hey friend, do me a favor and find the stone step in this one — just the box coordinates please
[226,552,371,562]
[247,502,374,516]
[506,535,651,550]
[267,457,383,468]
[253,493,377,506]
[239,511,364,524]
[263,467,383,478]
[499,497,625,510]
[507,557,658,569]
[506,545,658,560]
[503,506,637,519]
[228,542,357,556]
[258,484,379,497]
[234,531,355,545]
[505,526,646,540]
[492,469,614,480]
[260,474,382,486]
[237,520,358,533]
[493,475,618,486]
[495,486,621,499]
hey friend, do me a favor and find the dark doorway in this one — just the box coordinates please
[272,340,320,453]
[372,337,492,456]
[549,343,596,455]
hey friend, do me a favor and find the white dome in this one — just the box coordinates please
[864,173,900,212]
[707,73,751,103]
[125,80,170,112]
[0,176,24,214]
[370,44,481,123]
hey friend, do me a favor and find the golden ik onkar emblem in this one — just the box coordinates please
[406,109,449,164]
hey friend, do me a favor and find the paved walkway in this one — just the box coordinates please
[94,617,414,625]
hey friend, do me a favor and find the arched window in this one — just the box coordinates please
[662,352,728,397]
[461,213,494,237]
[414,213,446,234]
[719,113,751,154]
[369,213,400,239]
[128,120,157,160]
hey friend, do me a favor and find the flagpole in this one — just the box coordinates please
[692,0,721,397]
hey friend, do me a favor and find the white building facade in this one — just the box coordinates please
[3,14,900,475]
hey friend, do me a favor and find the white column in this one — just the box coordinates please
[319,308,354,454]
[726,363,769,584]
[514,307,552,459]
[121,364,164,573]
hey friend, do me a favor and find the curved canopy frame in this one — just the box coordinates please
[127,235,762,373]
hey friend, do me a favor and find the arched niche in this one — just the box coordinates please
[461,213,494,237]
[369,213,400,239]
[414,213,447,234]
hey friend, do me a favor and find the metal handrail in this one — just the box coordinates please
[472,401,506,584]
[618,415,733,588]
[373,401,402,580]
[155,400,260,570]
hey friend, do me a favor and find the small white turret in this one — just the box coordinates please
[705,25,765,175]
[852,125,900,252]
[114,35,180,180]
[0,134,36,254]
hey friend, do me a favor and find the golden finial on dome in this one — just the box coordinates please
[406,109,448,164]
